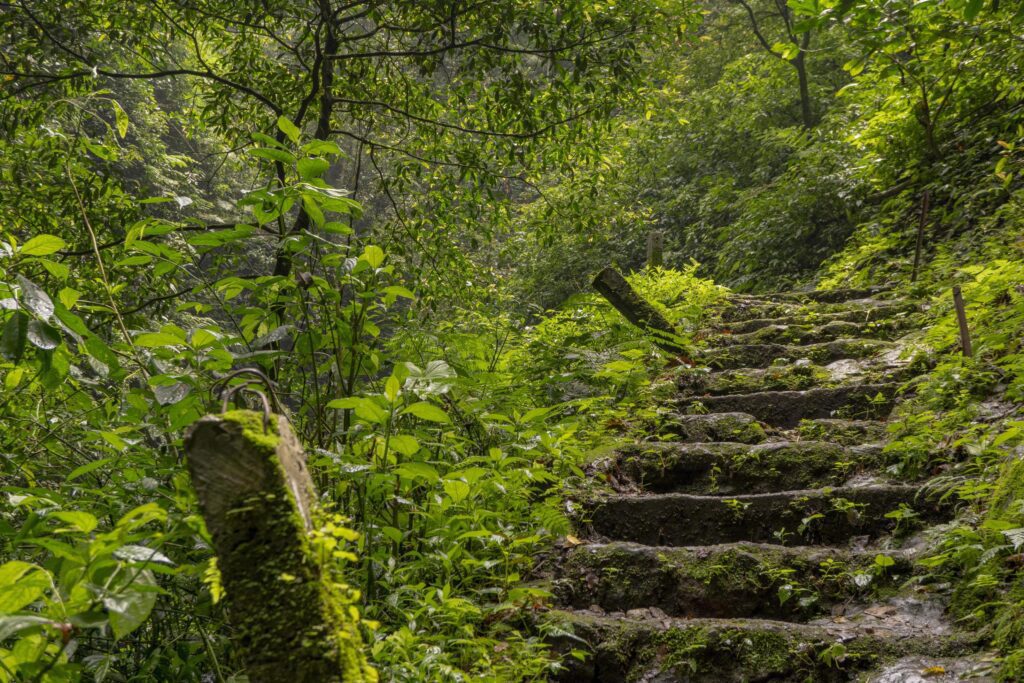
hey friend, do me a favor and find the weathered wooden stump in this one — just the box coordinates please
[185,410,375,682]
[592,266,686,353]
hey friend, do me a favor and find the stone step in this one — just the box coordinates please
[689,383,900,428]
[796,419,889,446]
[719,296,913,324]
[724,302,919,335]
[709,319,906,348]
[657,412,767,444]
[546,608,965,682]
[615,441,882,494]
[556,541,913,621]
[587,484,945,546]
[700,338,892,370]
[680,360,912,398]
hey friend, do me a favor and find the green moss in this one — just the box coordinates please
[220,408,280,452]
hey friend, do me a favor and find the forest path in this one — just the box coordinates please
[547,288,993,682]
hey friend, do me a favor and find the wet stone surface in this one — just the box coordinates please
[547,289,967,682]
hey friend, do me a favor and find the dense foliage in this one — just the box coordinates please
[4,0,1024,680]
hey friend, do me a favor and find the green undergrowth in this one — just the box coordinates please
[821,216,1024,679]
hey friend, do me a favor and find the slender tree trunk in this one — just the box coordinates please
[793,33,814,129]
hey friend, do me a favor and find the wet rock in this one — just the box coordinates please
[616,441,878,494]
[658,412,767,444]
[701,338,892,370]
[557,541,913,620]
[692,383,901,428]
[588,485,948,546]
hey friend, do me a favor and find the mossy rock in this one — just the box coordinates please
[658,412,767,444]
[556,541,912,621]
[587,484,947,546]
[616,441,877,494]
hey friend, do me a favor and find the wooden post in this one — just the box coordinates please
[646,231,664,269]
[185,410,375,683]
[592,267,685,353]
[911,190,931,283]
[952,285,972,358]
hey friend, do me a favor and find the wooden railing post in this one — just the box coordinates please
[185,410,375,683]
[646,230,664,269]
[592,266,685,353]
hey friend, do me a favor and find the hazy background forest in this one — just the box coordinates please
[4,0,1024,681]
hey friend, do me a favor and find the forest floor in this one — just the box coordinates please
[541,287,998,681]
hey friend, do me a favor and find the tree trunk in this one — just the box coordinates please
[592,267,686,353]
[185,410,375,683]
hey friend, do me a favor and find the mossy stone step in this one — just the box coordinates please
[700,338,892,370]
[690,383,900,428]
[680,362,830,396]
[556,541,913,621]
[709,319,907,348]
[681,360,912,398]
[657,412,767,444]
[546,609,967,683]
[588,484,945,546]
[719,297,917,325]
[616,441,880,494]
[724,302,919,335]
[797,419,889,446]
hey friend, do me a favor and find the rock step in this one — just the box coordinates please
[719,297,914,325]
[657,412,767,444]
[689,383,900,428]
[749,285,895,304]
[700,338,891,370]
[708,319,906,347]
[797,418,889,446]
[547,609,966,683]
[724,302,919,335]
[588,484,945,546]
[615,441,882,494]
[679,361,911,397]
[557,541,913,621]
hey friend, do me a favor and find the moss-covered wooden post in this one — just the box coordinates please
[592,266,685,353]
[185,410,376,682]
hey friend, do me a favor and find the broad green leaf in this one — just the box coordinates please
[297,157,330,180]
[20,234,66,256]
[134,332,186,347]
[251,147,297,165]
[403,401,450,423]
[301,140,342,155]
[384,375,401,403]
[393,461,438,483]
[0,615,53,641]
[17,276,53,319]
[58,287,80,309]
[105,570,157,640]
[112,100,129,138]
[66,457,114,483]
[361,245,385,268]
[0,561,49,613]
[442,479,471,504]
[114,545,175,567]
[389,434,420,457]
[1,311,28,361]
[277,115,302,144]
[51,510,98,533]
[26,320,60,350]
[327,396,388,424]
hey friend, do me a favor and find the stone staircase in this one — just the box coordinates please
[546,288,988,682]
